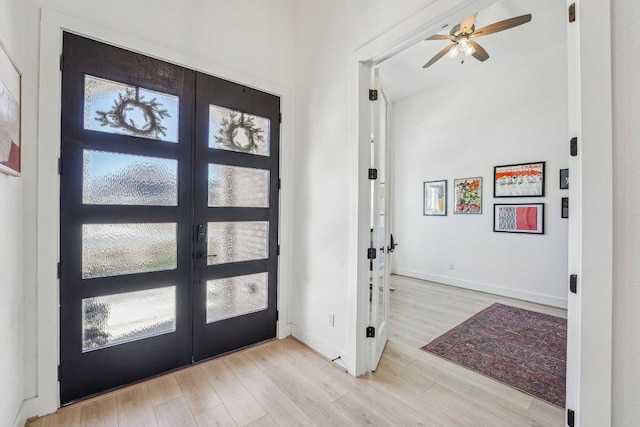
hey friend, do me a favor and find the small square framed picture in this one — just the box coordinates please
[454,177,482,214]
[560,169,569,189]
[423,180,447,216]
[494,203,544,234]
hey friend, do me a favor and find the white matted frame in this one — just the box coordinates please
[31,8,293,417]
[348,1,612,427]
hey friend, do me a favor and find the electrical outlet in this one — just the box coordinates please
[449,263,454,270]
[327,312,335,327]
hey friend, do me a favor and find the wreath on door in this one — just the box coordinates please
[215,112,264,153]
[95,88,170,139]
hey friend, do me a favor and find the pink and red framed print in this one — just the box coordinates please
[493,203,544,234]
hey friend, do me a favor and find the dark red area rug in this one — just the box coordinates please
[421,303,566,408]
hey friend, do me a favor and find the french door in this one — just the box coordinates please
[60,33,279,404]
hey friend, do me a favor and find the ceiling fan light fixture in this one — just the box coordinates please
[448,45,459,58]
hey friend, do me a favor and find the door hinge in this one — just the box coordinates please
[277,244,280,256]
[278,178,281,190]
[567,409,575,427]
[367,247,377,260]
[366,326,375,338]
[570,274,577,294]
[59,54,64,71]
[276,310,279,321]
[368,168,378,180]
[279,112,282,123]
[570,137,578,157]
[369,89,378,101]
[568,3,576,23]
[58,158,63,175]
[57,365,61,381]
[57,262,62,279]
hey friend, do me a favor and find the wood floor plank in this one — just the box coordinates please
[320,363,441,426]
[332,392,400,426]
[153,396,197,427]
[262,362,357,426]
[79,394,118,427]
[116,384,157,427]
[224,353,317,427]
[32,405,81,427]
[193,403,238,427]
[244,415,278,427]
[528,398,566,426]
[422,383,512,427]
[200,358,267,426]
[147,375,183,407]
[405,356,535,409]
[175,366,222,415]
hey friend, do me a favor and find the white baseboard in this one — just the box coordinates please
[290,325,349,370]
[12,400,28,427]
[392,268,567,309]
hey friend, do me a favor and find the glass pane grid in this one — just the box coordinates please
[82,223,177,279]
[82,286,176,352]
[83,149,178,206]
[84,75,179,143]
[207,221,268,265]
[208,164,269,207]
[206,273,268,323]
[208,104,270,156]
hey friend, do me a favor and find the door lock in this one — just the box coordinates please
[196,224,206,243]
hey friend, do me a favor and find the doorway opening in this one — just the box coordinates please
[59,33,280,404]
[361,1,579,422]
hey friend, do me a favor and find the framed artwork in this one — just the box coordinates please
[560,169,569,189]
[0,39,21,176]
[454,177,482,214]
[494,203,544,234]
[562,197,569,218]
[493,161,545,197]
[423,180,447,216]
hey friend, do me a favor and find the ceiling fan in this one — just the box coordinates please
[423,12,532,68]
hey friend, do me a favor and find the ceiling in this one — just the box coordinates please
[377,0,567,102]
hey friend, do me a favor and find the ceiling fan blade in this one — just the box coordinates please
[473,14,532,37]
[469,40,489,62]
[426,34,455,41]
[458,13,478,35]
[423,45,453,68]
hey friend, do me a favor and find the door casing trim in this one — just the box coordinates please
[348,1,612,426]
[31,7,293,416]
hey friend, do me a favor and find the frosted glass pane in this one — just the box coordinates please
[206,273,267,323]
[208,164,269,207]
[84,75,179,143]
[207,222,268,265]
[83,150,178,206]
[82,223,177,279]
[82,287,176,352]
[208,105,270,156]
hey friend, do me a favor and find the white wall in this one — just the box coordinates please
[391,43,568,308]
[612,0,640,424]
[0,0,26,425]
[290,0,439,365]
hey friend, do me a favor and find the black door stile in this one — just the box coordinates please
[60,33,279,404]
[192,74,280,361]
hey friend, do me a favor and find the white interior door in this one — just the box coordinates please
[369,69,391,371]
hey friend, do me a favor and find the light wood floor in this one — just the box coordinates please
[29,275,565,426]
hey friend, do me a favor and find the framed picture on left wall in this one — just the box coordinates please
[0,39,21,176]
[423,180,447,216]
